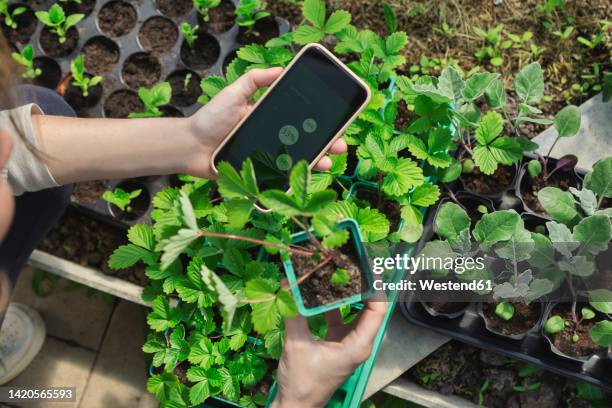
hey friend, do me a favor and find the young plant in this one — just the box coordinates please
[35,4,84,44]
[70,54,102,97]
[129,82,172,118]
[192,0,221,22]
[293,0,351,45]
[103,187,142,212]
[183,72,193,91]
[11,44,41,79]
[236,44,292,70]
[473,24,504,67]
[181,22,199,48]
[235,0,270,33]
[0,0,26,29]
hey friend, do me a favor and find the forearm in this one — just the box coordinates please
[32,115,210,184]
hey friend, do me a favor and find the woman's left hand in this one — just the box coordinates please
[185,67,348,179]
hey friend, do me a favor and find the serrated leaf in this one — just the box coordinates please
[325,10,351,34]
[302,0,325,28]
[462,72,498,101]
[322,228,349,249]
[515,62,544,103]
[108,244,153,269]
[411,183,440,206]
[293,24,324,44]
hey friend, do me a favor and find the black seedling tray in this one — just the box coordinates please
[399,157,612,391]
[5,0,289,229]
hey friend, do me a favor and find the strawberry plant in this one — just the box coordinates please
[11,44,41,79]
[103,187,142,213]
[35,3,84,44]
[0,0,26,29]
[192,0,221,22]
[293,0,351,45]
[129,82,172,118]
[181,22,199,48]
[70,54,103,97]
[234,0,270,33]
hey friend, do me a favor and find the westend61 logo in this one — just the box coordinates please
[371,253,486,275]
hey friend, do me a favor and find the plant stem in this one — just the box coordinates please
[196,230,314,257]
[543,137,560,180]
[294,255,333,286]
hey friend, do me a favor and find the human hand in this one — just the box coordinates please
[185,67,348,179]
[272,301,388,408]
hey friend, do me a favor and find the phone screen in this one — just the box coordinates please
[214,46,369,191]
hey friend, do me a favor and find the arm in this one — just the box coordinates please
[33,68,346,185]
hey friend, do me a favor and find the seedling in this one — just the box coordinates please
[129,82,172,118]
[552,26,574,41]
[576,33,605,49]
[183,72,192,91]
[11,44,41,79]
[293,0,351,45]
[478,378,490,406]
[193,0,221,22]
[0,0,26,29]
[70,54,102,97]
[180,22,199,48]
[235,0,270,33]
[545,307,596,344]
[103,187,142,212]
[420,372,439,384]
[495,301,514,321]
[330,268,350,286]
[473,25,504,66]
[35,4,84,44]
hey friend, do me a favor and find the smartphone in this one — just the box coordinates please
[211,43,371,193]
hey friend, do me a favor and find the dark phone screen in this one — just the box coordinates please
[214,46,369,191]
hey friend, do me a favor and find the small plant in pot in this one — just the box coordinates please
[180,22,199,48]
[192,0,221,22]
[129,82,172,118]
[60,54,103,110]
[35,4,83,56]
[11,44,41,79]
[519,104,583,216]
[103,186,146,221]
[235,0,277,45]
[0,0,26,30]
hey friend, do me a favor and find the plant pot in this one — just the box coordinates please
[457,149,519,201]
[106,180,151,222]
[421,301,471,319]
[542,302,607,363]
[283,218,373,316]
[479,301,545,341]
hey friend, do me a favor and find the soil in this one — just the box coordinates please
[206,0,236,34]
[521,169,579,215]
[72,180,108,205]
[237,16,279,46]
[167,70,202,107]
[62,79,103,112]
[108,181,150,222]
[32,57,61,89]
[39,26,79,58]
[98,1,137,38]
[121,52,162,89]
[138,17,178,54]
[292,242,363,308]
[407,340,606,407]
[1,4,36,44]
[482,302,540,336]
[155,0,192,18]
[63,0,96,17]
[103,89,144,118]
[395,99,412,130]
[37,209,149,285]
[180,33,220,70]
[460,163,516,196]
[159,105,184,118]
[83,36,120,75]
[354,187,401,231]
[425,302,469,315]
[546,303,606,358]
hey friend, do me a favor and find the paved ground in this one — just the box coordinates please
[5,267,158,408]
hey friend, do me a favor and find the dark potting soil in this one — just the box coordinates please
[39,26,79,58]
[83,36,120,75]
[355,188,401,231]
[63,0,96,17]
[98,1,137,38]
[426,301,469,315]
[155,0,192,18]
[547,304,605,358]
[482,302,540,336]
[37,210,149,286]
[63,81,103,112]
[138,17,178,54]
[32,57,61,89]
[292,242,362,308]
[408,340,605,407]
[237,16,279,45]
[103,89,144,118]
[460,163,516,196]
[1,4,36,44]
[122,53,162,89]
[167,70,202,107]
[521,170,578,215]
[207,0,236,34]
[72,180,108,205]
[159,105,185,118]
[180,33,220,70]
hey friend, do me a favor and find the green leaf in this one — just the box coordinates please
[147,372,179,401]
[304,190,337,213]
[325,10,351,34]
[515,62,544,103]
[127,224,155,250]
[225,198,254,229]
[462,72,499,101]
[576,382,604,402]
[589,289,612,314]
[293,24,324,44]
[589,320,612,347]
[302,0,325,28]
[148,296,181,331]
[472,145,498,175]
[384,31,407,54]
[64,13,84,29]
[200,264,238,331]
[475,111,503,145]
[382,158,424,197]
[485,78,506,109]
[585,157,612,198]
[473,210,520,244]
[553,105,581,137]
[290,161,309,208]
[322,228,349,249]
[411,183,440,207]
[538,187,579,225]
[434,202,470,240]
[544,315,565,334]
[189,377,211,405]
[217,159,258,199]
[237,44,267,64]
[276,289,297,317]
[572,215,611,255]
[383,3,397,33]
[581,307,596,320]
[331,268,350,286]
[438,66,464,101]
[108,244,152,269]
[495,302,515,321]
[159,229,199,271]
[259,190,302,215]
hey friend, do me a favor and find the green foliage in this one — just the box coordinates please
[294,0,351,44]
[102,187,142,212]
[0,0,26,29]
[236,44,292,69]
[11,44,41,79]
[35,4,83,44]
[193,0,221,21]
[544,315,565,334]
[331,268,350,286]
[70,54,103,97]
[235,0,270,32]
[129,82,172,118]
[181,22,199,48]
[495,301,514,320]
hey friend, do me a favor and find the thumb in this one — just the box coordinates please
[231,67,283,98]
